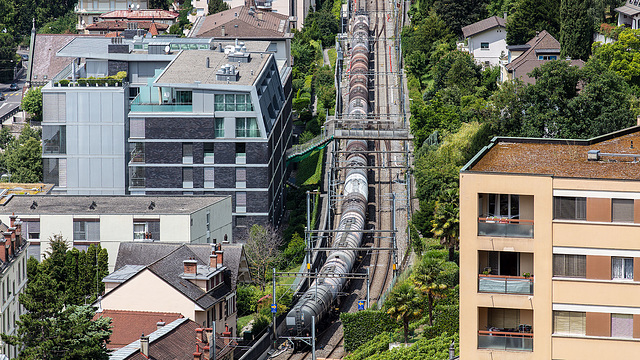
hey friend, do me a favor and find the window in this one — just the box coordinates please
[175,90,192,104]
[214,118,225,138]
[612,199,634,222]
[204,167,214,188]
[554,197,586,220]
[130,143,144,163]
[235,118,260,137]
[236,168,246,188]
[129,87,139,101]
[553,311,585,335]
[236,143,246,164]
[612,257,633,280]
[21,221,40,240]
[43,158,59,186]
[73,220,100,242]
[538,55,558,60]
[480,42,489,49]
[214,93,254,111]
[183,168,193,189]
[43,126,66,154]
[183,143,193,164]
[204,143,215,163]
[553,254,586,278]
[486,194,519,219]
[611,314,633,338]
[488,308,519,329]
[133,220,160,240]
[236,192,247,213]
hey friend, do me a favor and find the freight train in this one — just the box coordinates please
[285,12,371,345]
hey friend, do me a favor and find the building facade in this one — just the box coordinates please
[461,15,507,67]
[616,0,640,29]
[75,0,149,32]
[460,126,640,359]
[0,195,232,271]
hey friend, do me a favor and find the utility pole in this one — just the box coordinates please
[272,267,277,348]
[311,316,316,360]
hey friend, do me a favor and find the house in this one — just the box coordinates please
[94,310,183,350]
[460,125,640,359]
[192,6,293,41]
[99,9,179,27]
[75,0,149,32]
[206,0,312,29]
[99,243,238,336]
[0,216,28,359]
[85,21,169,35]
[499,30,585,84]
[616,0,640,29]
[461,15,507,67]
[0,195,232,271]
[108,317,236,360]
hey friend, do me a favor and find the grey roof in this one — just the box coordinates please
[108,317,190,360]
[0,195,228,215]
[461,16,506,38]
[29,34,97,83]
[155,49,270,86]
[103,265,146,283]
[506,44,530,51]
[616,3,640,16]
[193,6,292,39]
[57,37,117,57]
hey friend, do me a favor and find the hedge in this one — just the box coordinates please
[341,310,399,352]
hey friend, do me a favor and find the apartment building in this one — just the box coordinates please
[75,0,149,32]
[0,195,232,271]
[460,126,640,359]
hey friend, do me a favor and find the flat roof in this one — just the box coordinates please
[155,49,270,86]
[466,126,640,180]
[0,195,229,215]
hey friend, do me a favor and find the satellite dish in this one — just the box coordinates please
[136,4,140,9]
[164,45,170,53]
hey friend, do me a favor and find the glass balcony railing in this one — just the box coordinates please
[478,218,533,238]
[130,95,192,113]
[478,331,533,351]
[130,178,145,188]
[478,275,533,295]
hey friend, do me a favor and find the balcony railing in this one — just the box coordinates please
[130,95,192,113]
[478,331,533,351]
[478,218,534,238]
[130,178,145,188]
[478,274,533,295]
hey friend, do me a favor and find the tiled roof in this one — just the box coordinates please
[461,16,505,38]
[506,30,560,71]
[466,126,640,180]
[94,310,183,350]
[100,9,179,20]
[29,34,98,83]
[194,6,291,39]
[509,59,585,85]
[616,2,640,16]
[85,20,169,32]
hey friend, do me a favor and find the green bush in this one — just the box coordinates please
[251,313,271,337]
[364,332,459,360]
[237,284,261,316]
[282,232,306,266]
[344,333,391,360]
[341,310,399,352]
[58,79,69,87]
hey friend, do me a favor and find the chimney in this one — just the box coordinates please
[14,221,21,247]
[206,57,210,68]
[184,259,198,275]
[156,321,166,331]
[3,232,12,258]
[196,328,204,342]
[203,345,210,360]
[215,249,223,268]
[223,324,231,345]
[210,254,218,268]
[503,12,507,20]
[193,344,202,360]
[221,25,225,37]
[9,214,16,228]
[0,239,6,263]
[140,334,150,357]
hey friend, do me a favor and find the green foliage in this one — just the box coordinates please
[251,313,271,337]
[149,0,173,9]
[4,125,42,183]
[592,28,640,91]
[559,0,593,61]
[208,0,230,14]
[434,0,489,38]
[505,0,560,45]
[37,11,77,34]
[344,332,392,360]
[341,310,399,351]
[237,284,262,316]
[0,127,13,150]
[299,130,316,144]
[385,282,424,344]
[362,332,459,360]
[21,87,42,122]
[296,148,324,186]
[282,232,306,266]
[431,187,459,261]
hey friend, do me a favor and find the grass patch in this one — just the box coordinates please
[328,48,337,69]
[296,148,325,186]
[237,314,253,332]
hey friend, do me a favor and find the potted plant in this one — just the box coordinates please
[522,272,531,278]
[59,79,70,87]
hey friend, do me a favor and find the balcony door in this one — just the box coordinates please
[488,251,519,276]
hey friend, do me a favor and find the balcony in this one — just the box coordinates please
[478,218,533,238]
[478,274,533,295]
[478,330,533,351]
[130,95,192,113]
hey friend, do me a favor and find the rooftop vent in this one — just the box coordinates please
[148,201,156,210]
[30,201,37,210]
[89,201,97,210]
[588,149,640,162]
[216,64,240,82]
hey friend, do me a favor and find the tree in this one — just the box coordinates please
[4,137,42,183]
[243,224,283,290]
[386,282,423,343]
[434,0,489,38]
[208,0,230,14]
[51,305,112,360]
[559,0,593,61]
[412,257,448,326]
[505,0,560,45]
[592,28,640,91]
[401,11,454,82]
[149,0,173,9]
[431,188,460,262]
[21,87,43,122]
[0,127,13,150]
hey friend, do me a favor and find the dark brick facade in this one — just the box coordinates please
[108,60,128,76]
[145,118,215,139]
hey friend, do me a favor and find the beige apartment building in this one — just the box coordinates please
[460,126,640,359]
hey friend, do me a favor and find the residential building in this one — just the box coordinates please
[127,44,292,228]
[108,317,235,360]
[94,310,183,350]
[75,0,149,32]
[499,30,584,84]
[0,216,28,359]
[85,21,169,35]
[99,9,179,26]
[616,0,640,29]
[206,0,311,29]
[0,195,232,271]
[460,125,640,359]
[461,15,507,67]
[99,243,238,336]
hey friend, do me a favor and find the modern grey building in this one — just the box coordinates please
[40,35,293,231]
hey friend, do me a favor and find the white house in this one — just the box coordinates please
[461,15,507,67]
[616,0,640,29]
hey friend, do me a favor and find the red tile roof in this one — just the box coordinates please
[85,20,169,32]
[195,6,292,39]
[100,9,179,20]
[94,310,183,350]
[462,16,506,38]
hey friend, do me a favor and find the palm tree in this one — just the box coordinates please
[431,187,459,262]
[413,257,448,326]
[386,282,423,344]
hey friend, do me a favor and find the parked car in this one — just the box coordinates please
[0,94,5,101]
[9,83,18,91]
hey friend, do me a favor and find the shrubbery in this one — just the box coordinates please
[341,310,399,352]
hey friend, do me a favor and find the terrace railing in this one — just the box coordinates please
[478,218,534,238]
[478,274,533,295]
[478,331,533,351]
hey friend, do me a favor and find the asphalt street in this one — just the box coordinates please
[0,71,26,121]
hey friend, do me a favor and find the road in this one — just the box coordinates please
[0,71,26,122]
